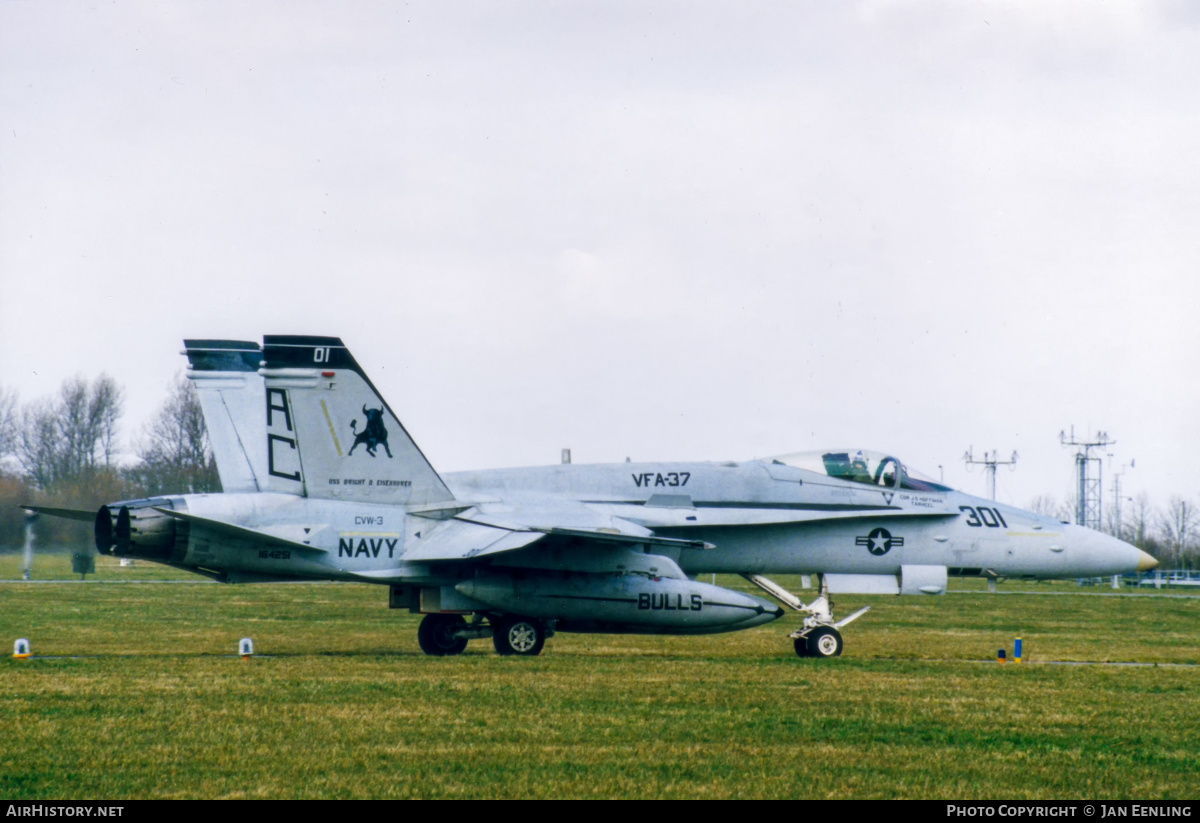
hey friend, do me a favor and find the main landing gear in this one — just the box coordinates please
[492,615,546,656]
[416,613,549,657]
[417,614,469,656]
[741,573,868,659]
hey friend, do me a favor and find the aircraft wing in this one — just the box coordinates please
[400,503,713,563]
[401,519,544,562]
[456,507,712,549]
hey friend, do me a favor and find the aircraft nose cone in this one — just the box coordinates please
[1061,524,1154,576]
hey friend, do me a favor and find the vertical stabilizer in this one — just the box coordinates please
[184,340,267,493]
[259,336,455,506]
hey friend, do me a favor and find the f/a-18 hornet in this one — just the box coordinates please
[32,336,1156,659]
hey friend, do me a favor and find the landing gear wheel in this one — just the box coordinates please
[493,615,546,656]
[806,626,843,658]
[418,614,468,656]
[793,637,811,658]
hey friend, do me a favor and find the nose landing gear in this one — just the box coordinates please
[741,574,868,659]
[798,625,844,658]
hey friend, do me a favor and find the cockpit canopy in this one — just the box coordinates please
[769,449,952,492]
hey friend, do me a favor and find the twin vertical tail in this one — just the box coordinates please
[184,340,267,493]
[258,336,455,506]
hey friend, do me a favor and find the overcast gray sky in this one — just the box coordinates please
[2,0,1198,512]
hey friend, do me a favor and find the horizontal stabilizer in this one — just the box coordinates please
[152,508,328,553]
[20,505,96,522]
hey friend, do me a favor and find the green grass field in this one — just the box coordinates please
[2,552,1198,799]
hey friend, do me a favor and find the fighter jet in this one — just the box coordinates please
[30,336,1157,659]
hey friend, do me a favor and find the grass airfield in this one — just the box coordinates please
[2,553,1198,799]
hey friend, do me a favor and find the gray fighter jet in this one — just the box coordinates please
[32,336,1157,659]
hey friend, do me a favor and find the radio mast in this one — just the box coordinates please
[1059,427,1114,531]
[962,448,1018,501]
[1111,460,1134,539]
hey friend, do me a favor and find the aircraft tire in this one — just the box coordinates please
[793,637,811,658]
[492,615,546,657]
[806,626,843,658]
[417,614,469,656]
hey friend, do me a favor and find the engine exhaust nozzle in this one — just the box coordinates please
[94,499,181,560]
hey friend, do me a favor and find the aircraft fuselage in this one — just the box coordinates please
[68,335,1159,657]
[134,459,1142,585]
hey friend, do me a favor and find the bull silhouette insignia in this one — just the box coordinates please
[348,405,393,458]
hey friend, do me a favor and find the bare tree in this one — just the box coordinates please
[57,377,92,479]
[0,376,127,549]
[60,373,122,473]
[15,375,125,490]
[0,385,17,466]
[135,374,220,495]
[89,375,123,469]
[18,397,61,489]
[1027,495,1060,518]
[1103,496,1138,541]
[1158,497,1198,569]
[1058,492,1078,524]
[1126,492,1156,551]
